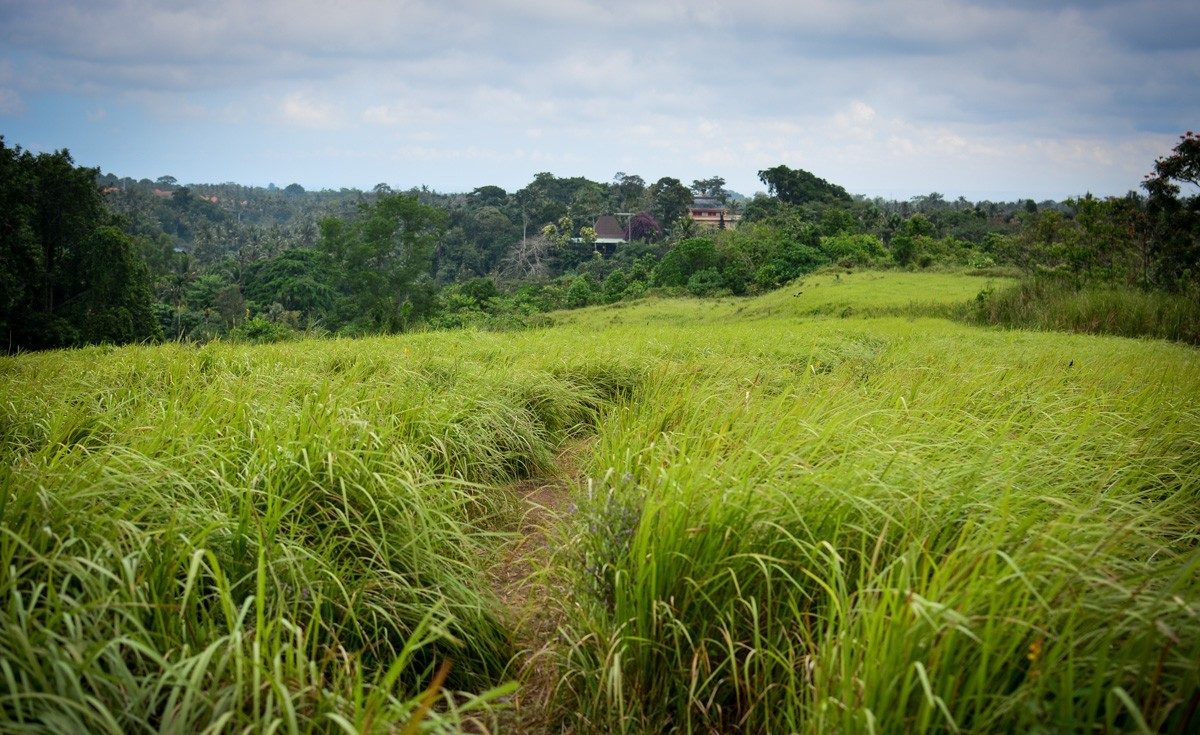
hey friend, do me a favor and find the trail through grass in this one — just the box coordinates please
[2,271,1197,733]
[487,440,590,733]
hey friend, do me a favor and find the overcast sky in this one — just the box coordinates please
[1,0,1197,200]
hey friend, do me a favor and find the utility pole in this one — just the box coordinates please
[615,212,634,240]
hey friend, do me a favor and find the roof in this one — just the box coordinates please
[593,215,627,241]
[691,196,726,210]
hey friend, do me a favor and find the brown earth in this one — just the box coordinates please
[486,440,589,733]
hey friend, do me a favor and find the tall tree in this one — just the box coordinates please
[690,176,727,201]
[63,225,162,345]
[1,138,160,351]
[649,177,693,232]
[757,165,851,205]
[612,173,647,211]
[320,193,446,331]
[1143,131,1200,287]
[628,212,662,242]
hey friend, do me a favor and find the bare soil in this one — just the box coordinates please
[487,440,588,733]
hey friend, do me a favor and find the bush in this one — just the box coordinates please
[818,232,889,267]
[228,316,296,344]
[622,280,648,301]
[603,270,629,304]
[686,268,725,296]
[565,276,596,309]
[654,238,717,288]
[755,263,783,290]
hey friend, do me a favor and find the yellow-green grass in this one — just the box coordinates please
[0,335,648,732]
[549,270,1013,329]
[555,317,1199,733]
[2,271,1197,733]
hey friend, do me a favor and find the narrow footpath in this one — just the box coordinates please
[487,441,587,733]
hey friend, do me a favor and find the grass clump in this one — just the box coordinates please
[974,278,1200,344]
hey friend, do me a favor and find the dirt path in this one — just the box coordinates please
[488,441,586,733]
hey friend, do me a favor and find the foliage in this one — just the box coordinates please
[320,193,446,332]
[627,212,662,242]
[689,175,727,201]
[685,267,725,296]
[242,248,337,324]
[652,237,718,287]
[648,177,693,234]
[1143,131,1200,288]
[565,275,597,309]
[974,277,1200,344]
[10,132,1200,350]
[818,231,890,266]
[1,138,161,351]
[757,163,852,205]
[5,272,1198,733]
[65,226,162,345]
[227,315,297,343]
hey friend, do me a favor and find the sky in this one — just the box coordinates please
[1,0,1197,201]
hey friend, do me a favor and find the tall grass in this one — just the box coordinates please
[3,271,1197,733]
[0,335,646,732]
[552,318,1200,733]
[975,279,1200,345]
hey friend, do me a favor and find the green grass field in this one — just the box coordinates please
[2,271,1197,733]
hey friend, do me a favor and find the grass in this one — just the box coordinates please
[974,278,1200,345]
[2,270,1197,733]
[548,270,1014,330]
[0,336,647,732]
[554,318,1199,733]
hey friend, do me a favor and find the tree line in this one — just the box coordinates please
[2,132,1197,351]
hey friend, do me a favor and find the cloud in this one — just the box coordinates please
[278,92,342,129]
[0,1,1194,197]
[362,105,410,126]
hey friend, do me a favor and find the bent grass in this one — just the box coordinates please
[2,271,1197,733]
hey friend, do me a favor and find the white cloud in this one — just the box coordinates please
[0,1,1193,197]
[279,92,342,129]
[362,105,409,126]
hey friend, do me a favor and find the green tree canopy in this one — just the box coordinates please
[1,138,160,351]
[690,176,727,201]
[320,193,446,332]
[757,165,851,206]
[649,177,693,232]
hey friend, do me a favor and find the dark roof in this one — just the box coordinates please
[594,215,626,240]
[691,196,726,210]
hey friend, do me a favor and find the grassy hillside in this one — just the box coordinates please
[2,271,1197,733]
[550,270,1007,329]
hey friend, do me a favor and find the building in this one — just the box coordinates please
[593,215,628,248]
[688,197,740,229]
[572,215,628,255]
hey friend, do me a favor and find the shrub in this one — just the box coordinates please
[565,276,596,309]
[654,238,718,287]
[818,232,889,266]
[228,316,297,343]
[686,268,725,296]
[603,270,629,304]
